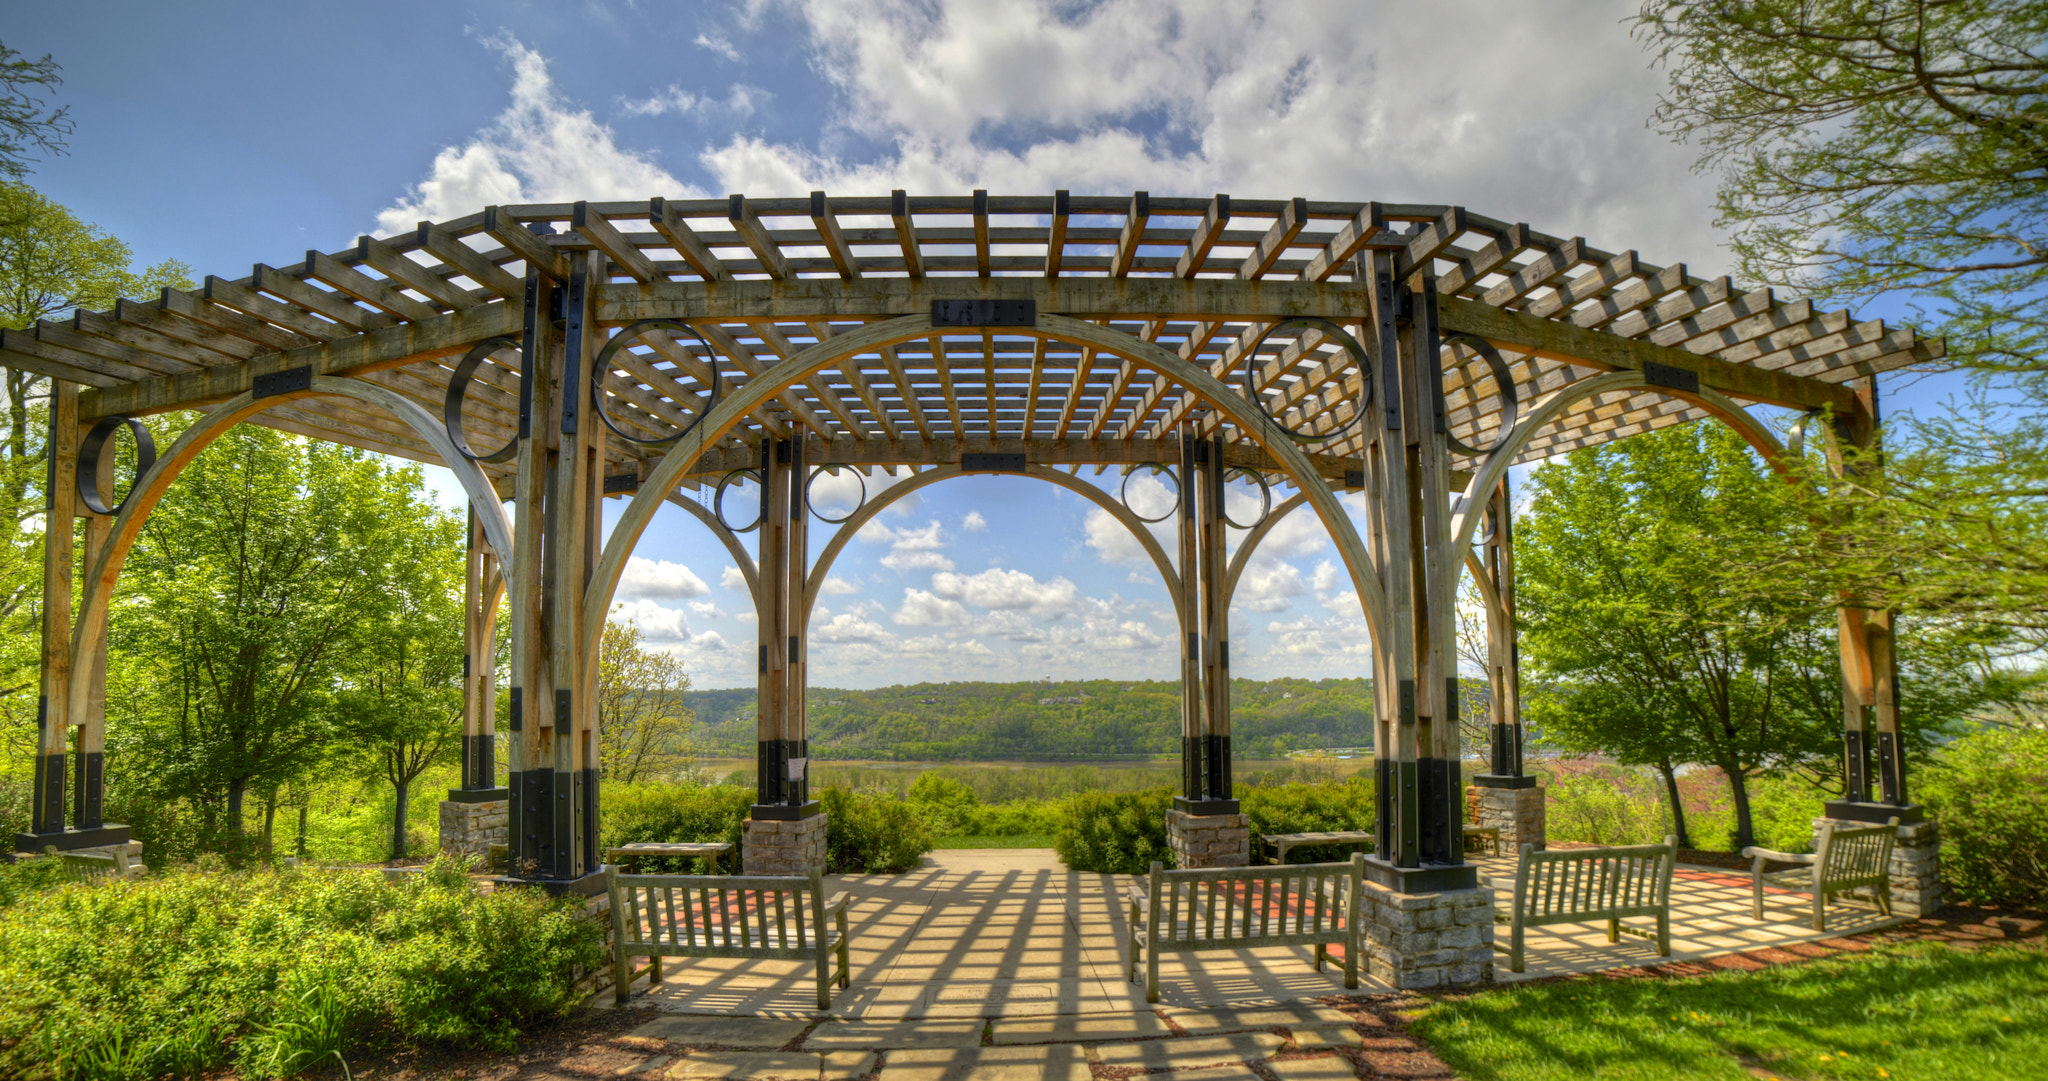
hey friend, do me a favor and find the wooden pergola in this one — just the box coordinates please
[6,192,1937,897]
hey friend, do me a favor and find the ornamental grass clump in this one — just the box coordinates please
[0,856,605,1080]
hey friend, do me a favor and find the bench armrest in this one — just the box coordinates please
[827,893,852,920]
[1740,847,1814,865]
[1126,884,1149,911]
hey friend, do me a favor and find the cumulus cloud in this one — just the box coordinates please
[611,599,690,641]
[894,588,970,627]
[720,565,750,592]
[687,600,728,619]
[962,510,987,532]
[617,557,710,600]
[862,518,956,573]
[819,576,861,596]
[881,549,956,572]
[1233,556,1306,614]
[619,84,701,117]
[694,31,742,60]
[932,567,1078,620]
[375,33,699,235]
[811,610,894,644]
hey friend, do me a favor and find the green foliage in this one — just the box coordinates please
[820,785,932,874]
[599,782,751,874]
[0,857,604,1080]
[0,44,71,178]
[906,772,980,837]
[0,852,63,907]
[1241,777,1377,862]
[684,678,1375,762]
[1054,786,1175,874]
[1919,726,2048,905]
[1410,938,2048,1081]
[1542,766,1670,847]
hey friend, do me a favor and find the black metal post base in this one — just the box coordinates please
[1823,800,1925,826]
[493,868,609,898]
[1471,773,1538,790]
[1173,796,1241,816]
[1359,855,1480,894]
[15,824,131,854]
[750,800,822,822]
[445,785,511,804]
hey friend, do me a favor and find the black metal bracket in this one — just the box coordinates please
[932,299,1035,327]
[1642,361,1701,395]
[603,472,640,494]
[252,365,314,399]
[961,452,1026,473]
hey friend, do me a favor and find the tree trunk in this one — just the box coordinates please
[1726,765,1757,850]
[296,801,310,858]
[1655,758,1693,849]
[391,778,410,863]
[226,777,247,857]
[260,792,279,858]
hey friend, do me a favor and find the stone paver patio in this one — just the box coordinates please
[619,847,1905,1019]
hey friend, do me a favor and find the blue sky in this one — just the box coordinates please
[8,1,1969,688]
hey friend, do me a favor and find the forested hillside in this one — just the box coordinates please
[682,678,1375,760]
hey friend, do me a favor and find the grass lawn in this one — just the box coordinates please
[1407,941,2047,1081]
[932,834,1057,849]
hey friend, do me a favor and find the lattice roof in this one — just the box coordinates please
[0,193,1942,491]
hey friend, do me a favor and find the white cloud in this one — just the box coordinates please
[720,565,750,592]
[962,510,987,532]
[1308,560,1341,593]
[932,567,1079,620]
[617,557,710,600]
[811,610,894,644]
[695,31,742,60]
[881,549,956,572]
[375,33,699,235]
[611,599,690,641]
[619,84,701,117]
[687,600,728,619]
[894,588,970,627]
[1233,556,1305,614]
[819,576,861,596]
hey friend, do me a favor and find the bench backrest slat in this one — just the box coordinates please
[1816,819,1897,890]
[1512,837,1676,922]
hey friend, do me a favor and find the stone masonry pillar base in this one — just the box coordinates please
[1469,783,1546,852]
[438,797,508,866]
[1167,810,1249,869]
[744,813,827,876]
[1356,877,1497,989]
[1812,815,1942,918]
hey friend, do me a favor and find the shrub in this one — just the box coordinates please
[820,786,932,874]
[1055,786,1175,874]
[962,799,1065,838]
[1241,778,1377,862]
[0,856,605,1080]
[1919,726,2048,906]
[906,773,980,837]
[1543,765,1666,846]
[600,782,752,873]
[0,853,65,909]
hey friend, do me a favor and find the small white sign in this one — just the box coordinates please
[786,757,809,781]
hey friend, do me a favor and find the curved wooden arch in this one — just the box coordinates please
[798,464,1184,631]
[65,376,516,728]
[586,313,1392,674]
[661,490,762,610]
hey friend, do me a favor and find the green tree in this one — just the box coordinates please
[339,499,465,861]
[1517,422,1845,849]
[0,43,70,180]
[595,615,694,783]
[114,426,457,857]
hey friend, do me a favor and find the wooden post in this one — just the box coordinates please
[1197,431,1233,807]
[755,434,788,810]
[1824,379,1916,822]
[74,419,113,830]
[457,507,506,795]
[785,436,811,807]
[507,259,556,882]
[1177,421,1204,804]
[1480,477,1526,780]
[27,382,76,840]
[1357,255,1479,892]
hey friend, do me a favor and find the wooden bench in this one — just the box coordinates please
[605,865,851,1008]
[606,842,732,875]
[1743,817,1897,931]
[1127,854,1360,1003]
[1495,836,1676,974]
[1260,830,1374,865]
[1464,826,1501,857]
[46,845,128,883]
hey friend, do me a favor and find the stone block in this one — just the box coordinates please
[1439,924,1482,949]
[1090,1033,1287,1070]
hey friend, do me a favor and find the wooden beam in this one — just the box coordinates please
[1175,194,1229,279]
[1046,189,1069,279]
[678,435,1369,481]
[482,206,570,281]
[1238,197,1307,280]
[305,249,441,322]
[571,202,661,283]
[357,235,481,310]
[416,222,526,300]
[1436,294,1858,413]
[82,299,522,419]
[728,195,792,281]
[1113,191,1149,278]
[650,197,729,281]
[810,192,861,281]
[252,263,396,331]
[597,276,1371,323]
[891,190,923,279]
[973,189,992,278]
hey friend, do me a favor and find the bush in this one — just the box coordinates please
[1920,726,2048,906]
[1055,786,1175,874]
[1544,765,1667,846]
[1241,778,1377,862]
[962,799,1065,838]
[820,786,933,874]
[906,773,980,838]
[0,857,605,1080]
[600,782,752,873]
[0,854,65,909]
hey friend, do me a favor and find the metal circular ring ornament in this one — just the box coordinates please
[1475,505,1499,547]
[77,416,157,516]
[1119,463,1181,524]
[714,469,765,534]
[1241,317,1372,445]
[591,319,722,447]
[1787,409,1819,460]
[442,337,525,463]
[805,466,868,524]
[1439,332,1520,459]
[1220,468,1272,530]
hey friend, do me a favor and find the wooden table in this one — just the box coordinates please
[1262,830,1376,865]
[605,842,733,875]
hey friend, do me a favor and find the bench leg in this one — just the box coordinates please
[1511,920,1525,974]
[1812,889,1826,932]
[1607,916,1620,944]
[1147,940,1161,1004]
[817,951,831,1010]
[612,950,631,1006]
[1657,907,1671,958]
[1751,870,1765,922]
[1877,880,1893,918]
[837,907,851,989]
[1314,942,1326,972]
